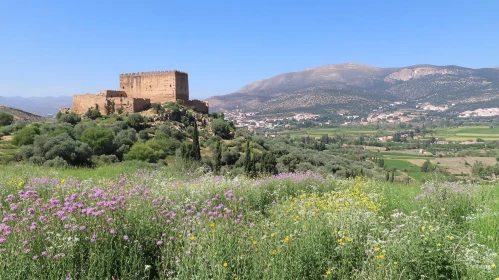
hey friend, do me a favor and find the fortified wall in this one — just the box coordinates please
[70,70,208,115]
[119,71,189,103]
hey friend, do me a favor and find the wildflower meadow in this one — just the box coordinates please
[1,164,499,279]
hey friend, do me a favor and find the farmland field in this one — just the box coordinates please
[1,164,499,279]
[435,126,499,141]
[284,126,388,138]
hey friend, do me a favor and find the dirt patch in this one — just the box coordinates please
[0,135,13,141]
[430,157,497,175]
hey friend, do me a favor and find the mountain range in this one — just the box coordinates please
[207,63,499,114]
[0,96,72,117]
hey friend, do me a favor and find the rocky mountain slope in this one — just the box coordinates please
[207,63,499,114]
[0,105,48,123]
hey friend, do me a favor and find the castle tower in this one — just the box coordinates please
[119,70,189,103]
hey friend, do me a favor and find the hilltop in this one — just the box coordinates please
[207,63,499,114]
[0,105,48,122]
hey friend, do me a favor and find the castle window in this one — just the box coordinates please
[122,86,124,89]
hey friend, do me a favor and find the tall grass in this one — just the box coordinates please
[0,165,498,279]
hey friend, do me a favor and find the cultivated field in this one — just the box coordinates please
[435,126,499,141]
[284,126,389,138]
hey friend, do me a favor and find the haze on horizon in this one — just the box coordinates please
[0,0,498,99]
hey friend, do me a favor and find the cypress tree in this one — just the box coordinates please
[213,139,222,173]
[191,121,201,161]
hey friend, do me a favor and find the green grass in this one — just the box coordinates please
[383,159,425,181]
[435,126,499,141]
[0,140,17,164]
[1,165,499,279]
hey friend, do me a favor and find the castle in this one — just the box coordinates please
[69,70,209,115]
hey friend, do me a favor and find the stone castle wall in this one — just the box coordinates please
[99,90,127,98]
[185,100,209,114]
[119,71,189,103]
[73,94,150,115]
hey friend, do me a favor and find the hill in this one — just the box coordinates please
[207,63,499,114]
[0,96,72,117]
[0,105,48,122]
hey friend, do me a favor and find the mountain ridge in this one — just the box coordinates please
[207,63,499,114]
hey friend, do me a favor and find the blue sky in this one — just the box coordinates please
[0,0,498,99]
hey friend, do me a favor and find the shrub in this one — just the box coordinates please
[12,125,40,146]
[125,141,158,163]
[32,133,92,166]
[80,126,116,155]
[73,121,97,139]
[40,123,74,138]
[58,113,81,125]
[0,112,14,126]
[15,145,34,161]
[86,108,102,120]
[138,130,150,140]
[43,156,68,168]
[211,118,232,139]
[126,114,147,130]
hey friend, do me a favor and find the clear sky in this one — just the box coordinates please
[0,0,498,99]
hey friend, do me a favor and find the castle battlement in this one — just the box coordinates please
[119,70,188,77]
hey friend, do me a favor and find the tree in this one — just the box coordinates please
[421,160,434,172]
[86,108,102,120]
[104,99,116,115]
[13,125,40,146]
[0,112,14,126]
[32,133,92,166]
[59,113,81,125]
[125,142,158,163]
[126,114,147,130]
[211,118,231,139]
[190,121,201,161]
[212,138,222,173]
[261,150,277,175]
[80,126,116,155]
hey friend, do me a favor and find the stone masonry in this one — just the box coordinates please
[69,70,209,115]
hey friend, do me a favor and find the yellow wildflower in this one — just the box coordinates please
[223,262,228,267]
[210,222,215,227]
[270,233,275,238]
[326,270,331,275]
[271,249,276,254]
[374,247,380,252]
[448,235,454,240]
[394,261,398,265]
[436,243,441,247]
[253,241,257,245]
[190,236,195,241]
[284,236,290,243]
